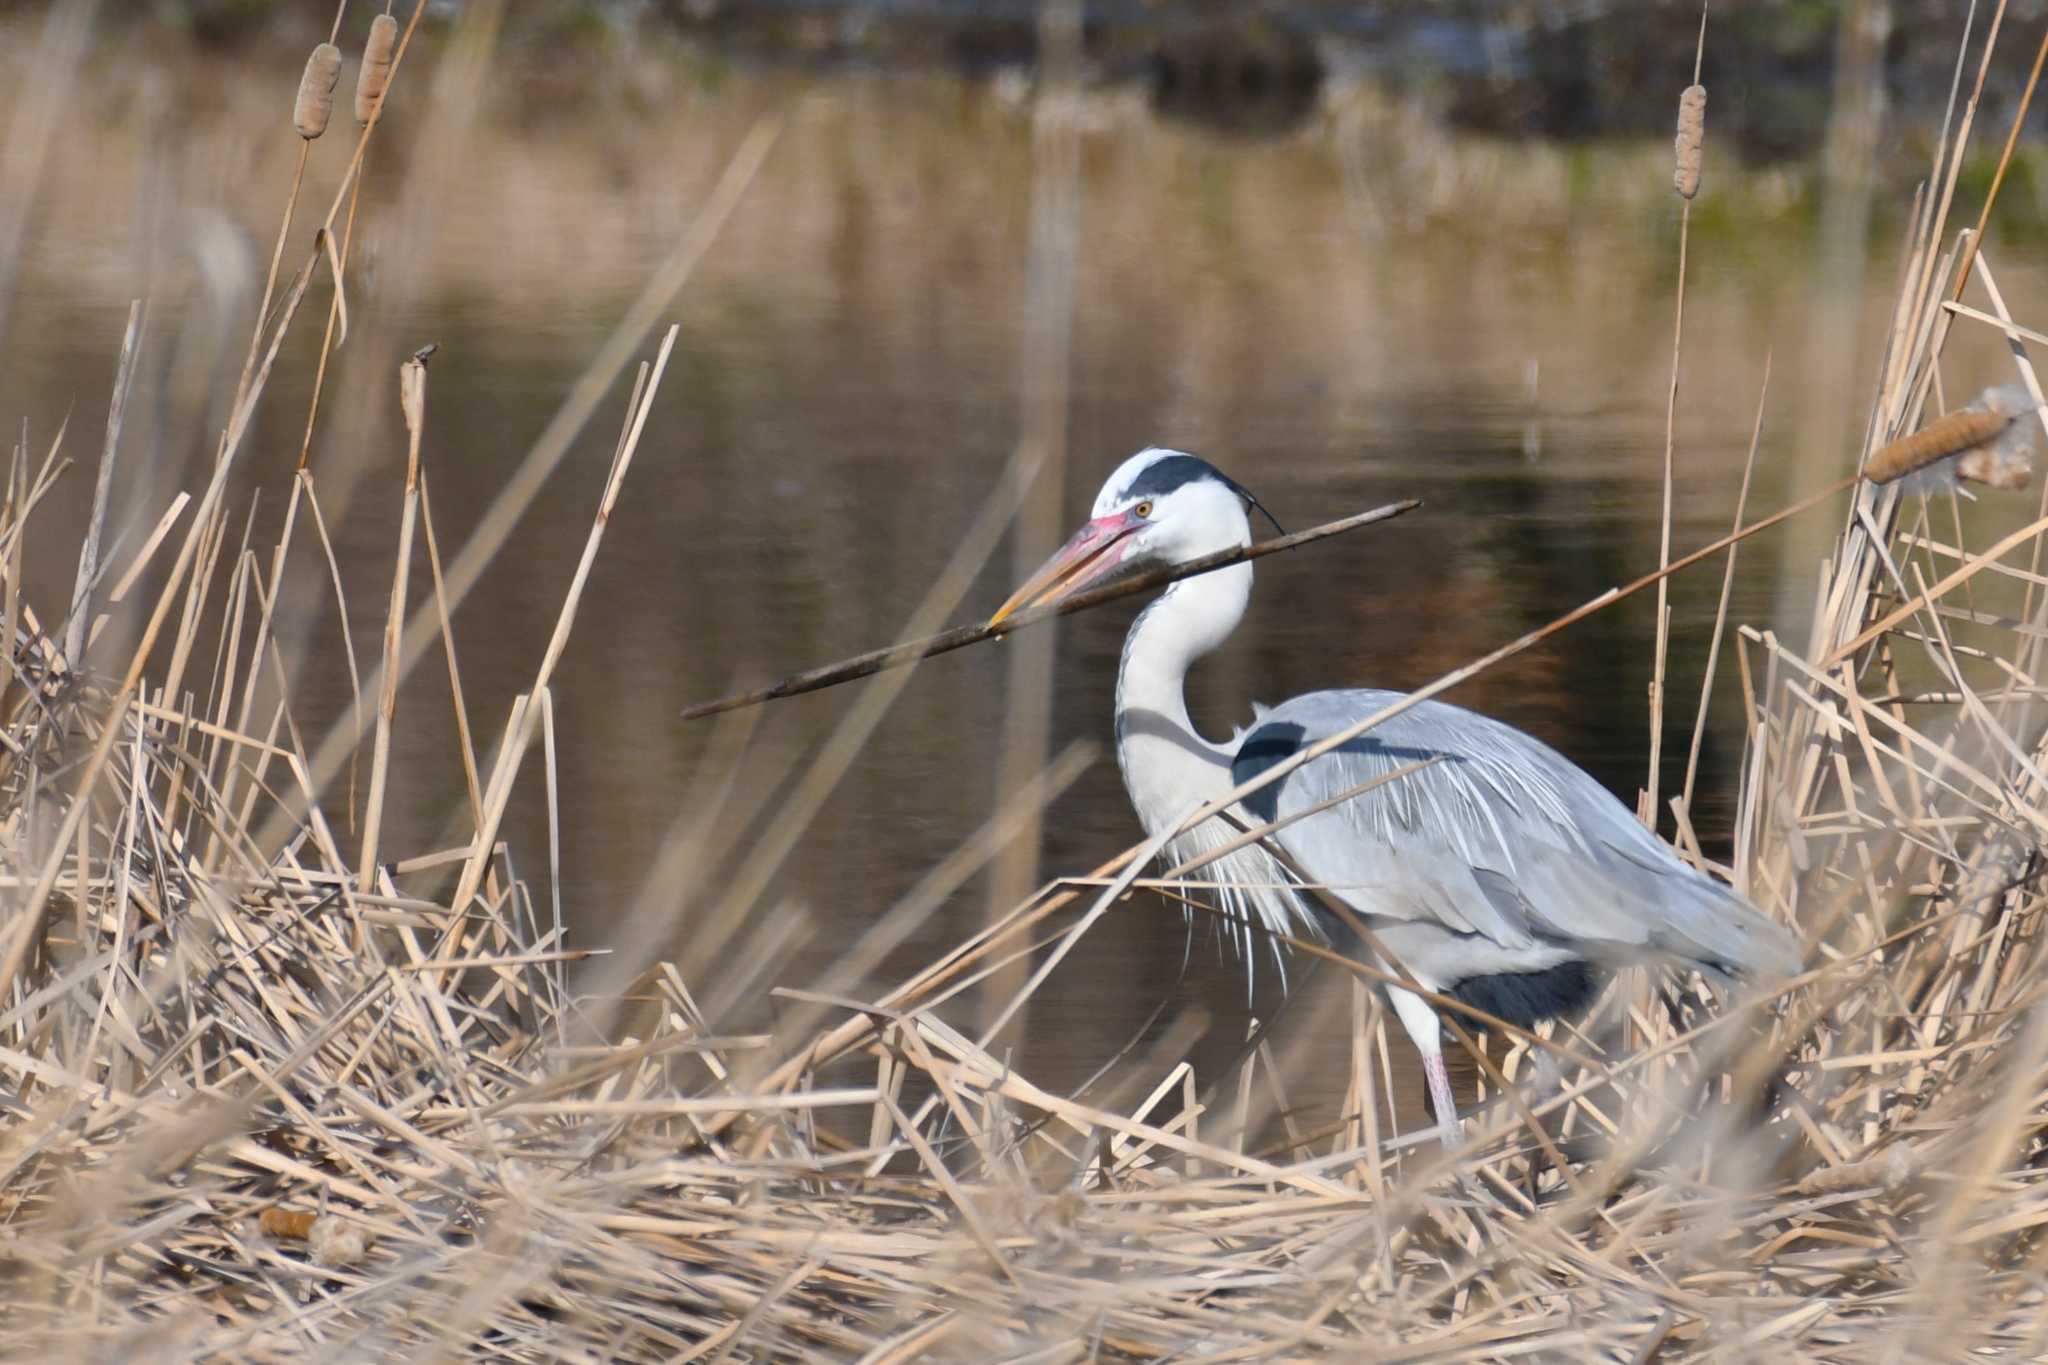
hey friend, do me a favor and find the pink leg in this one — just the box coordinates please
[1388,987,1466,1148]
[1422,1050,1465,1148]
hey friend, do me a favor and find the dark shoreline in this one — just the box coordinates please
[107,2,2030,154]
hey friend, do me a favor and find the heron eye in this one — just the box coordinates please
[1134,500,1154,518]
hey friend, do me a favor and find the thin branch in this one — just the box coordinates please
[677,500,1423,721]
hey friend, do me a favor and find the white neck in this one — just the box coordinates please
[1113,561,1251,834]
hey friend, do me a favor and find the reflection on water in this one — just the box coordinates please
[4,34,2043,1135]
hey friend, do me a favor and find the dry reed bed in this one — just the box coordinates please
[7,9,2048,1364]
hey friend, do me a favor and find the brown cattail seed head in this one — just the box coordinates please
[356,14,398,126]
[1797,1144,1916,1196]
[1864,385,2038,490]
[294,43,343,139]
[1673,84,1706,199]
[260,1207,317,1240]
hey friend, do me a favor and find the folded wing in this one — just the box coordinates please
[1231,690,1800,981]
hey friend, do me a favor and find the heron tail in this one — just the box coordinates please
[1647,871,1803,984]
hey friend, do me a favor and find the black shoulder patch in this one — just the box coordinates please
[1232,721,1306,824]
[1443,959,1602,1031]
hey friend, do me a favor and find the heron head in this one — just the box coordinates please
[989,448,1278,626]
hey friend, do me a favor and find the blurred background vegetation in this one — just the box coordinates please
[124,1,2041,161]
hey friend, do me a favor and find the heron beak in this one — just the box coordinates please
[988,512,1142,627]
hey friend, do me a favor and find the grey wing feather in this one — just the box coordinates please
[1233,690,1800,980]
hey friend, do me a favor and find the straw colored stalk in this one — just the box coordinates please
[210,10,351,837]
[433,327,681,967]
[1646,26,1707,832]
[211,477,307,878]
[231,40,343,410]
[62,299,142,668]
[1889,7,2037,443]
[358,347,432,892]
[297,0,431,471]
[1679,350,1768,818]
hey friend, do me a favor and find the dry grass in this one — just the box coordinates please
[7,10,2048,1364]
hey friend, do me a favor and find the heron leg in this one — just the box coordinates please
[1421,1050,1465,1148]
[1386,984,1464,1147]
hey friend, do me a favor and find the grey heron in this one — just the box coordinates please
[990,448,1801,1145]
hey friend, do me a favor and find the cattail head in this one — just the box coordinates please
[356,13,399,126]
[1673,84,1706,199]
[294,43,343,140]
[259,1207,317,1240]
[1865,385,2038,491]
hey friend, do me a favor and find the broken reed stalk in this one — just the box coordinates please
[63,300,142,668]
[1680,350,1767,818]
[155,489,234,833]
[193,517,257,845]
[677,500,1422,720]
[1825,505,2048,668]
[213,480,303,878]
[0,449,22,727]
[293,158,364,471]
[434,327,683,966]
[300,475,367,831]
[1946,20,2048,308]
[418,476,485,827]
[359,346,432,892]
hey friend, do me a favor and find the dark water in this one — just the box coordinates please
[5,34,2042,1135]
